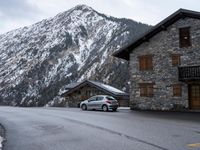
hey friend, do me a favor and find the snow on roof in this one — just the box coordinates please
[89,81,126,95]
[63,80,127,96]
[59,82,81,95]
[65,82,81,89]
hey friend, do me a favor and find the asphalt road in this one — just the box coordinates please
[0,107,199,150]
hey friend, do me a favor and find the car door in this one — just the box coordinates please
[87,97,96,109]
[95,96,104,109]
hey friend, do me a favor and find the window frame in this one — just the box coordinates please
[172,84,182,97]
[171,54,181,66]
[88,96,97,102]
[139,83,154,97]
[179,27,191,48]
[191,85,200,98]
[96,96,104,101]
[138,55,153,71]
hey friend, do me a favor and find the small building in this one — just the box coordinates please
[113,9,200,111]
[62,80,129,107]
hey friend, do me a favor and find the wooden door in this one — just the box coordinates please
[189,84,200,110]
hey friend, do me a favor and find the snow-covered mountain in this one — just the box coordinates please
[0,5,150,106]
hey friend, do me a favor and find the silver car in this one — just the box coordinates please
[80,95,119,111]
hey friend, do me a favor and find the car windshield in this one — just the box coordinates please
[88,97,96,101]
[106,96,115,100]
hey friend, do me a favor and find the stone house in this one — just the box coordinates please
[113,9,200,111]
[62,80,129,107]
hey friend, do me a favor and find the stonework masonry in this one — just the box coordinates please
[129,17,200,110]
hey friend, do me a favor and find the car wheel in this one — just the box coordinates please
[102,105,108,112]
[112,108,117,112]
[81,104,87,110]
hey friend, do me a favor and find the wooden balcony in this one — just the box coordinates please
[178,65,200,81]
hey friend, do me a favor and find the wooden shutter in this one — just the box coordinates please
[171,54,180,66]
[139,56,145,70]
[139,55,153,70]
[139,83,154,97]
[173,84,182,97]
[147,56,153,70]
[179,27,191,48]
[147,85,154,97]
[140,85,146,97]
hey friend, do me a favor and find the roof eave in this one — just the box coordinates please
[113,8,200,60]
[113,48,130,60]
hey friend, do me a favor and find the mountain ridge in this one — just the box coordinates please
[0,4,150,106]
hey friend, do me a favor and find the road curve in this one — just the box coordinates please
[0,107,199,150]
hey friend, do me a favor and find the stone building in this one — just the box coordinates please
[62,80,129,107]
[113,9,200,111]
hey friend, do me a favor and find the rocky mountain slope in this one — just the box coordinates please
[0,5,150,106]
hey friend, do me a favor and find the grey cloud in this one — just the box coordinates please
[0,0,41,20]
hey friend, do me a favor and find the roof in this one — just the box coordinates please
[61,80,129,97]
[58,82,81,95]
[64,82,81,89]
[113,8,200,60]
[89,81,126,95]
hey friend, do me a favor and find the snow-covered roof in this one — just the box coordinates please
[62,80,128,96]
[65,82,81,89]
[89,81,126,95]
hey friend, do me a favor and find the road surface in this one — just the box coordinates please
[0,107,199,150]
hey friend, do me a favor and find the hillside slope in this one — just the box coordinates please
[0,5,150,106]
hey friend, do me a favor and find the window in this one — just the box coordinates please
[138,55,153,70]
[191,85,200,98]
[173,84,182,97]
[96,96,104,101]
[106,96,116,100]
[139,83,154,97]
[171,54,181,66]
[88,97,96,102]
[179,27,191,48]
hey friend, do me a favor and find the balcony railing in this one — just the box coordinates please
[178,65,200,81]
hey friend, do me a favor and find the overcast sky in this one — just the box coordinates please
[0,0,200,34]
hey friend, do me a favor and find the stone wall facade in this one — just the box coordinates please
[129,17,200,111]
